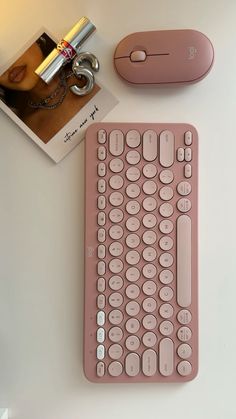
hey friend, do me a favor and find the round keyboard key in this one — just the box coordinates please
[109,208,124,223]
[177,310,192,325]
[177,360,192,376]
[109,242,123,257]
[142,280,157,296]
[109,158,124,173]
[159,320,174,336]
[126,129,141,148]
[109,292,123,308]
[108,344,123,360]
[126,250,140,265]
[159,186,174,201]
[126,301,140,316]
[142,297,157,313]
[126,200,140,215]
[159,286,174,302]
[142,230,157,245]
[109,191,124,206]
[126,284,140,299]
[142,214,157,228]
[143,180,157,195]
[108,361,123,376]
[108,327,123,343]
[177,343,192,359]
[143,197,157,212]
[126,217,140,232]
[177,181,192,196]
[109,175,124,190]
[159,219,173,234]
[109,258,123,274]
[126,335,140,351]
[142,331,157,348]
[142,247,157,262]
[126,184,140,199]
[108,309,123,325]
[177,327,192,342]
[143,163,157,178]
[177,198,192,213]
[159,269,173,284]
[159,203,174,217]
[109,225,123,240]
[109,275,123,291]
[126,318,140,333]
[142,314,157,330]
[126,150,141,165]
[125,267,140,282]
[126,233,140,249]
[159,303,174,319]
[126,167,141,182]
[142,264,157,279]
[159,169,174,184]
[159,252,174,268]
[159,236,173,251]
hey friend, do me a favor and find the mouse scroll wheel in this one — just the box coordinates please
[130,50,146,62]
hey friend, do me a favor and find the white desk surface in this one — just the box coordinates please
[1,1,236,418]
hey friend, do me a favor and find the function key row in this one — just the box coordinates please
[97,129,192,168]
[98,128,193,165]
[98,129,193,147]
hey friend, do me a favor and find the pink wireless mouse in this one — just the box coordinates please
[114,29,214,85]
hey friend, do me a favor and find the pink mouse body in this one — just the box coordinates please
[114,29,214,85]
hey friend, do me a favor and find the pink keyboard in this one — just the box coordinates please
[84,123,198,382]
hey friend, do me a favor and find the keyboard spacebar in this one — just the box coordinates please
[177,215,191,307]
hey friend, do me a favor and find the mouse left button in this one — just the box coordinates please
[130,51,146,62]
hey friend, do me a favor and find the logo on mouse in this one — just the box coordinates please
[188,46,197,60]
